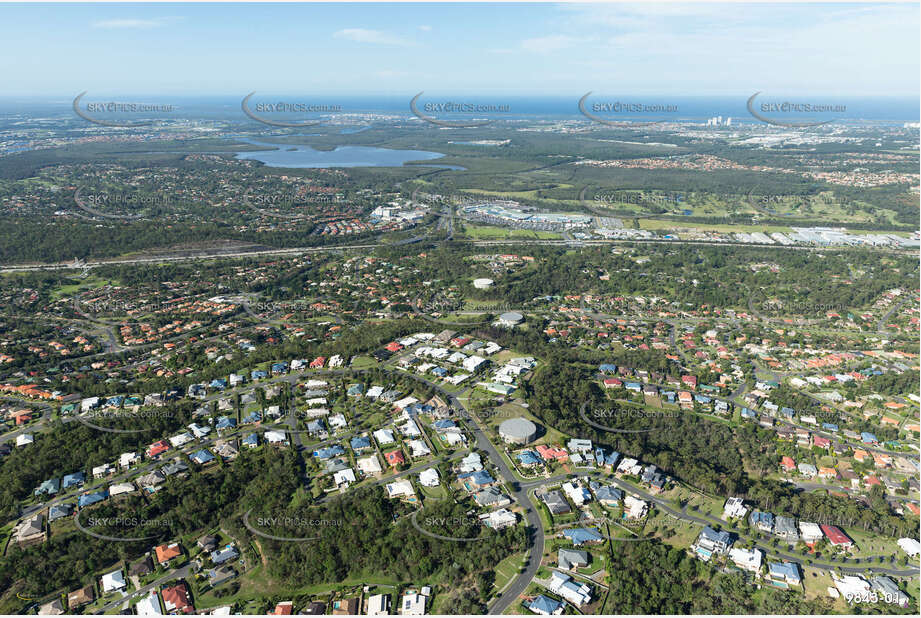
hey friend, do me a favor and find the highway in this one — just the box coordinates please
[2,236,913,274]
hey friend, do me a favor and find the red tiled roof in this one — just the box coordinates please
[819,524,852,546]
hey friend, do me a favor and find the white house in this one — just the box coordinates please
[93,463,114,478]
[833,574,871,601]
[373,429,396,444]
[728,547,763,572]
[15,433,34,447]
[723,497,749,520]
[624,495,648,519]
[333,469,356,487]
[366,594,390,616]
[101,569,127,593]
[119,452,140,469]
[393,396,419,411]
[366,385,384,399]
[135,592,163,616]
[169,433,194,448]
[419,468,440,487]
[407,439,431,458]
[109,482,135,496]
[358,456,382,475]
[484,508,517,530]
[897,537,921,557]
[264,430,288,445]
[400,592,426,615]
[459,452,483,473]
[799,522,824,544]
[462,356,487,372]
[562,481,591,506]
[385,479,415,499]
[548,571,592,607]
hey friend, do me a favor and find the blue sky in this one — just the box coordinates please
[0,2,917,97]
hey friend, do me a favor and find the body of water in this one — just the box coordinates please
[1,95,916,124]
[231,137,463,169]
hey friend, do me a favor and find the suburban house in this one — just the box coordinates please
[728,547,763,573]
[526,595,564,615]
[548,571,592,607]
[767,561,802,588]
[558,548,590,570]
[161,582,194,614]
[723,497,748,520]
[798,522,824,545]
[749,510,774,534]
[693,526,732,561]
[774,516,799,542]
[562,527,604,546]
[67,585,95,609]
[154,542,182,564]
[539,490,571,515]
[819,524,853,549]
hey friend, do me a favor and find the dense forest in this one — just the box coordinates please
[234,487,526,613]
[0,447,284,605]
[1,450,524,614]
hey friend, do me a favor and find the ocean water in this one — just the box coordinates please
[0,95,917,124]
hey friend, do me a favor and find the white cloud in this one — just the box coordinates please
[333,28,413,46]
[92,18,167,29]
[418,25,432,32]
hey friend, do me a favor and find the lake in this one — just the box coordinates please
[231,137,463,169]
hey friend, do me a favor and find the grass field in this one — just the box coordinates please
[349,356,378,370]
[49,274,112,300]
[491,551,527,599]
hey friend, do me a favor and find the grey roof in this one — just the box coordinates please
[540,489,571,514]
[474,487,508,506]
[558,548,589,570]
[774,515,798,539]
[498,417,537,440]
